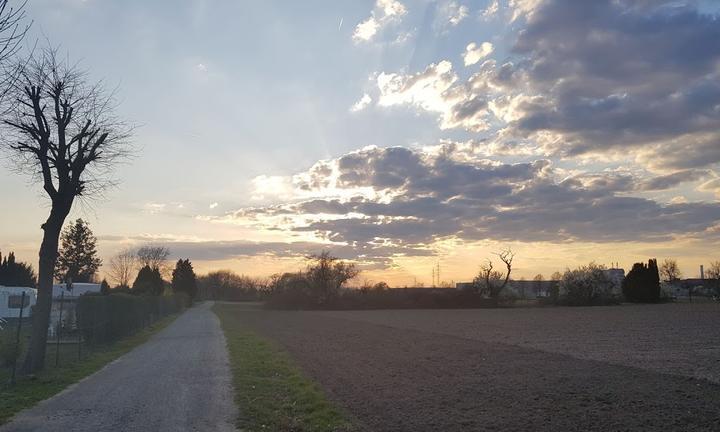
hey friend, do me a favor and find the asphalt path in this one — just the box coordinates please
[2,301,236,432]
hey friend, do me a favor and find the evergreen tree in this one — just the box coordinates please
[171,259,197,305]
[55,219,102,283]
[0,252,37,287]
[100,279,111,295]
[132,265,165,296]
[622,258,661,302]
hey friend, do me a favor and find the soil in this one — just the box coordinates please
[232,304,720,432]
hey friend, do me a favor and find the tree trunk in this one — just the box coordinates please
[21,204,69,374]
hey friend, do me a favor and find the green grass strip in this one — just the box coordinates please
[214,303,354,432]
[0,313,180,425]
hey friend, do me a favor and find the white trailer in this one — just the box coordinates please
[0,286,37,319]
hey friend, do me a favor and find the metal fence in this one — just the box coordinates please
[2,292,184,386]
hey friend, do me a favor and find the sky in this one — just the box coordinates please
[1,0,720,286]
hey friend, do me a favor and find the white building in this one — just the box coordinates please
[49,282,102,337]
[603,268,625,295]
[0,286,37,319]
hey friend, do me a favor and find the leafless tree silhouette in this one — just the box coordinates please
[107,248,136,288]
[473,248,514,298]
[0,0,30,103]
[136,244,171,277]
[2,47,132,373]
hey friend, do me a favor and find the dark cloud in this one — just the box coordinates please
[228,146,720,255]
[139,240,433,269]
[639,169,711,191]
[508,0,720,165]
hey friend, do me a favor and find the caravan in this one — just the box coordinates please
[0,286,37,319]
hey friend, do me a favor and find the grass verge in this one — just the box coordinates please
[0,313,180,425]
[213,303,353,432]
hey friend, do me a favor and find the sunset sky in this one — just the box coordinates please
[2,0,720,286]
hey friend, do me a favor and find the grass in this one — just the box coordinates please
[213,303,353,432]
[0,313,179,425]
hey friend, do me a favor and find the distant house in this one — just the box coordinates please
[48,282,102,338]
[677,278,716,297]
[603,268,625,295]
[456,268,625,298]
[0,286,37,319]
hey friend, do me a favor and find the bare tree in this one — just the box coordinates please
[660,258,682,283]
[2,47,132,373]
[136,244,171,276]
[0,0,30,102]
[473,248,514,299]
[306,251,359,304]
[107,248,136,288]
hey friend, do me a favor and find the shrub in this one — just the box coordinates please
[558,263,619,306]
[77,292,186,345]
[622,259,661,303]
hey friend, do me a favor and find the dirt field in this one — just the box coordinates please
[230,303,720,431]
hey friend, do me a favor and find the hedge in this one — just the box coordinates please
[76,293,187,345]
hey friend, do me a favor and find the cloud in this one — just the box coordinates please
[699,177,720,198]
[350,93,373,112]
[434,1,469,31]
[481,0,500,19]
[210,144,720,260]
[376,60,493,131]
[639,170,711,191]
[505,0,720,166]
[209,202,219,209]
[353,0,407,43]
[463,42,494,66]
[362,1,720,171]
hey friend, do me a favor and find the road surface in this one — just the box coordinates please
[2,302,236,432]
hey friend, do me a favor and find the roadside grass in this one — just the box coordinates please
[213,303,354,432]
[0,313,180,425]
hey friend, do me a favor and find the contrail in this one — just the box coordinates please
[338,17,343,30]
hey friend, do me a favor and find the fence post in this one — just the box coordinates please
[55,291,64,367]
[10,291,26,385]
[77,322,82,360]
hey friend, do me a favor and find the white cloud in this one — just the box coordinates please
[509,0,542,22]
[435,1,468,30]
[481,0,499,19]
[251,175,294,201]
[376,60,492,131]
[209,202,219,209]
[195,63,208,72]
[350,93,373,112]
[463,42,494,66]
[353,0,407,43]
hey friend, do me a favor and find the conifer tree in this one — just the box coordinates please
[132,265,164,296]
[171,259,197,305]
[55,219,102,283]
[0,251,37,287]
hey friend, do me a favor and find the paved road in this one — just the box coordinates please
[2,302,236,432]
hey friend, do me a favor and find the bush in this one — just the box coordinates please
[557,263,620,306]
[622,259,661,303]
[77,292,186,345]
